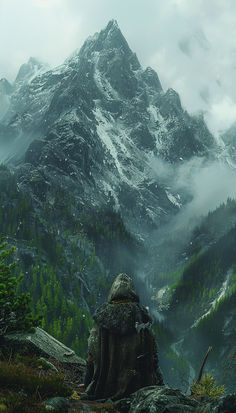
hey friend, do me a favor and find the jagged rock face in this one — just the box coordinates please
[0,20,216,234]
[0,78,13,95]
[221,123,236,147]
[221,123,236,165]
[0,78,13,120]
[14,57,49,87]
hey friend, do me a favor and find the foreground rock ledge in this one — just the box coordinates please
[4,327,85,366]
[114,386,236,413]
[2,330,236,412]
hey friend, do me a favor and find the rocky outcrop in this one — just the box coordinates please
[14,57,49,87]
[44,397,70,412]
[114,386,236,413]
[210,394,236,413]
[128,386,198,413]
[0,78,13,119]
[4,327,85,366]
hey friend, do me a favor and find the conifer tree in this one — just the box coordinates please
[0,238,40,337]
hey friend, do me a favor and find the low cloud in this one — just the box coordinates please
[147,155,236,276]
[150,155,236,231]
[177,159,236,221]
[206,97,236,136]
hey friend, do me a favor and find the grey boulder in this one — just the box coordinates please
[126,386,236,413]
[4,327,85,366]
[45,397,70,412]
[129,386,199,413]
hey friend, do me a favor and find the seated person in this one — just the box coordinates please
[84,273,164,400]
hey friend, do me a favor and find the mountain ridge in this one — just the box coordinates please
[0,20,217,238]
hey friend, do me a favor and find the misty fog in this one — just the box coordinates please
[143,154,236,280]
[150,155,236,227]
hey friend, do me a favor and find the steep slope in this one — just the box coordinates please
[0,78,13,120]
[14,56,49,87]
[0,20,215,237]
[154,200,236,392]
[221,122,236,166]
[0,164,143,356]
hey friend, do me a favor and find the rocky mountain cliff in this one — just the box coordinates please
[0,20,216,237]
[0,78,13,119]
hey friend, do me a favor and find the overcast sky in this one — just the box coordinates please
[1,0,236,135]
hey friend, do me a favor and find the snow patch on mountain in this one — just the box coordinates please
[94,105,128,180]
[93,102,154,190]
[191,270,232,329]
[102,181,120,211]
[165,190,181,208]
[147,105,168,149]
[14,57,49,87]
[93,52,119,100]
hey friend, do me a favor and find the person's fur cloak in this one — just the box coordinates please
[86,274,164,400]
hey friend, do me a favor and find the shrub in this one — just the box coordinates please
[0,352,72,413]
[0,360,71,398]
[191,372,225,399]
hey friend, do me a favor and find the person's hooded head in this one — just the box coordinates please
[108,273,139,303]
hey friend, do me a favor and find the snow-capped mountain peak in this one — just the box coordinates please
[78,19,133,59]
[0,21,217,235]
[14,57,49,86]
